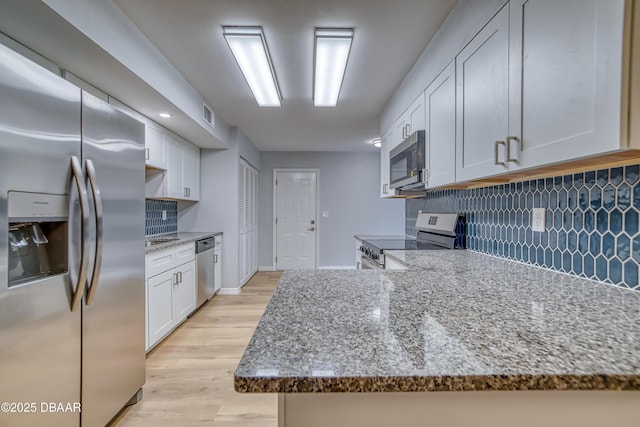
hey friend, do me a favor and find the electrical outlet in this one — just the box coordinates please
[532,208,546,232]
[162,210,167,221]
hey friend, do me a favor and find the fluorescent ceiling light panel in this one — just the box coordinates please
[223,26,281,107]
[314,28,353,107]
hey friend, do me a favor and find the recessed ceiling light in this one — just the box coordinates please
[159,113,172,118]
[371,138,382,148]
[223,26,282,107]
[314,28,354,107]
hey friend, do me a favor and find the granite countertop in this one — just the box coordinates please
[144,231,222,254]
[235,251,640,393]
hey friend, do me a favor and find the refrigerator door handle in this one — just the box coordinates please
[70,156,90,312]
[84,159,104,306]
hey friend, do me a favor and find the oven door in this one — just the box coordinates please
[390,130,425,189]
[361,256,384,270]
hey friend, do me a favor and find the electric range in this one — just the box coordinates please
[359,213,465,269]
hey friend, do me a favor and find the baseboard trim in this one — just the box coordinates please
[318,266,356,270]
[217,288,241,295]
[259,266,276,272]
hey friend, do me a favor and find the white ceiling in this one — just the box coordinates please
[113,0,457,152]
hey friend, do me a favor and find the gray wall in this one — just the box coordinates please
[179,127,260,291]
[259,152,405,268]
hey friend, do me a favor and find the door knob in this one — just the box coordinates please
[307,227,315,231]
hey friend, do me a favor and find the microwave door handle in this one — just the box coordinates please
[84,159,103,307]
[70,156,90,312]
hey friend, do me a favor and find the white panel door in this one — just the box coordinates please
[239,159,259,285]
[276,171,317,270]
[455,4,512,181]
[426,60,456,188]
[510,0,624,168]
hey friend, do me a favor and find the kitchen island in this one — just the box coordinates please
[235,251,640,427]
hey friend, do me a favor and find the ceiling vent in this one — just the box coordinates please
[203,103,215,128]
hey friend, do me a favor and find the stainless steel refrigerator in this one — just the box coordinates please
[0,42,145,426]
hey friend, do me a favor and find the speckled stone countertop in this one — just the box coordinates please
[144,231,222,254]
[235,251,640,393]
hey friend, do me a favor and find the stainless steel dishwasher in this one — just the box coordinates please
[196,236,216,308]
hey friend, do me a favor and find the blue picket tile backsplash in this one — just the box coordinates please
[407,164,640,290]
[145,199,178,236]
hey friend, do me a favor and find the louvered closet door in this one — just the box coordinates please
[239,159,258,286]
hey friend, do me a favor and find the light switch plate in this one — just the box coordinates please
[532,208,546,232]
[162,210,167,221]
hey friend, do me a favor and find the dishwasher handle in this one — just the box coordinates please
[196,237,216,254]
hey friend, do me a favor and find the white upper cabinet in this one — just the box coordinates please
[182,144,200,201]
[425,60,456,188]
[145,125,167,169]
[166,135,200,201]
[455,3,512,182]
[394,93,426,149]
[510,0,625,168]
[380,126,394,198]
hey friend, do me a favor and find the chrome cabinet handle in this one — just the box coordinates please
[506,135,521,163]
[70,156,90,312]
[144,147,150,160]
[214,254,218,263]
[494,140,506,166]
[84,159,103,306]
[173,273,178,285]
[307,227,315,231]
[178,271,183,284]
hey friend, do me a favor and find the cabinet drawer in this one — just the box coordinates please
[174,243,195,266]
[146,247,176,278]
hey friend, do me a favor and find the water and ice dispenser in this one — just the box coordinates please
[8,192,68,287]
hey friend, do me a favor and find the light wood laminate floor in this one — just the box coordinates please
[111,271,281,427]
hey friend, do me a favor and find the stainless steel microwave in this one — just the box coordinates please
[389,130,425,190]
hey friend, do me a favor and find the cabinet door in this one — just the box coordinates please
[380,126,393,198]
[147,271,174,350]
[145,125,167,169]
[182,145,200,201]
[510,0,624,168]
[407,93,425,135]
[426,61,456,188]
[394,116,409,148]
[456,4,512,181]
[173,260,196,323]
[214,246,222,293]
[166,135,185,199]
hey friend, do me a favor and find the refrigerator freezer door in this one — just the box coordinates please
[80,92,146,427]
[0,43,82,427]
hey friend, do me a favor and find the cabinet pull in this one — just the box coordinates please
[506,136,521,163]
[494,140,506,166]
[214,254,218,263]
[405,124,410,137]
[178,271,182,284]
[173,273,178,285]
[421,168,428,185]
[144,148,150,161]
[187,187,191,197]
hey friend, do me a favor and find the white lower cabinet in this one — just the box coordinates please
[172,260,196,323]
[146,270,174,349]
[145,243,196,352]
[384,256,408,270]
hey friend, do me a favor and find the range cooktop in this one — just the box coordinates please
[360,238,445,253]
